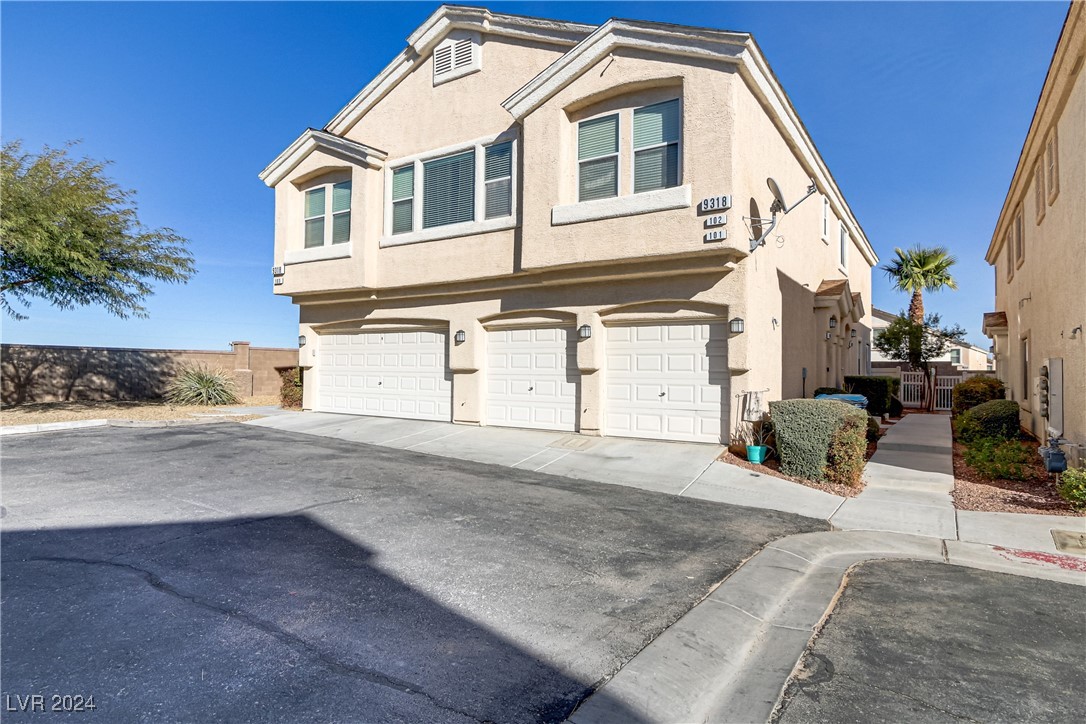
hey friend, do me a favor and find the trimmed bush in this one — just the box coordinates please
[813,387,844,397]
[889,395,904,418]
[165,364,239,406]
[963,438,1033,480]
[866,415,881,443]
[1057,467,1086,511]
[279,367,302,409]
[952,376,1005,416]
[843,375,896,416]
[770,399,867,485]
[956,399,1021,443]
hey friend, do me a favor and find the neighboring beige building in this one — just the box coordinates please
[870,307,993,375]
[259,6,876,444]
[983,2,1085,459]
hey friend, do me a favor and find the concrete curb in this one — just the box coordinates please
[568,529,1085,724]
[0,416,259,436]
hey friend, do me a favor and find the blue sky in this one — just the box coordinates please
[1,1,1068,350]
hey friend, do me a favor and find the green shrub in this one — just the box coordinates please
[843,375,896,416]
[165,364,239,406]
[866,415,881,443]
[957,399,1020,443]
[279,367,302,409]
[813,387,844,397]
[1057,467,1086,511]
[826,412,868,487]
[963,438,1033,480]
[770,399,867,484]
[952,376,1005,416]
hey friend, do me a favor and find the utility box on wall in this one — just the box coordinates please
[1041,357,1063,438]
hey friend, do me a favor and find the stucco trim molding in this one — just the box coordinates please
[380,216,517,248]
[479,309,578,329]
[598,299,728,324]
[259,129,386,187]
[551,185,692,226]
[310,318,448,334]
[284,243,352,266]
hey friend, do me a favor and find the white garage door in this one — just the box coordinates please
[487,327,578,431]
[604,322,726,443]
[316,330,451,421]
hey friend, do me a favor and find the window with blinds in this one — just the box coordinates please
[632,99,680,194]
[423,150,475,229]
[578,114,619,202]
[391,166,414,235]
[485,142,512,219]
[304,181,351,247]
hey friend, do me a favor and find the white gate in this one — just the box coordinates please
[935,375,962,411]
[901,371,925,408]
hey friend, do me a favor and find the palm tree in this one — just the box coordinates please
[881,246,958,324]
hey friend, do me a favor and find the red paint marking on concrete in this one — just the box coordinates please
[993,546,1086,572]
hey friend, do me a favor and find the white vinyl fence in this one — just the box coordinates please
[900,371,925,408]
[935,375,962,411]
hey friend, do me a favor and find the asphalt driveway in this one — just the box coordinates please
[1,424,825,723]
[776,561,1086,724]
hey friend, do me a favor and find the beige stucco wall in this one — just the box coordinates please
[986,4,1085,451]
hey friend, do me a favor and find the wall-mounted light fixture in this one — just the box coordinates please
[729,317,745,334]
[298,335,307,347]
[850,329,857,338]
[454,329,466,344]
[828,316,838,329]
[825,332,832,340]
[578,324,592,340]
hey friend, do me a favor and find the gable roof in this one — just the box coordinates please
[500,16,877,267]
[259,129,387,187]
[324,5,592,136]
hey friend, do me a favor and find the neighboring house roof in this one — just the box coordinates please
[985,2,1082,263]
[873,307,990,356]
[982,311,1009,335]
[871,307,898,323]
[259,129,387,187]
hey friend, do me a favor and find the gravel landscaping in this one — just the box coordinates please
[0,396,278,426]
[952,440,1083,516]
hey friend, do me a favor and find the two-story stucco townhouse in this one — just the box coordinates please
[259,5,876,445]
[983,1,1085,463]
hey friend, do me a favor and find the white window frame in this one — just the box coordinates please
[838,221,849,272]
[1044,128,1059,205]
[1033,160,1045,225]
[630,98,683,196]
[577,110,621,203]
[1013,208,1024,269]
[950,348,961,366]
[821,196,830,243]
[381,132,517,248]
[302,179,351,249]
[432,32,482,86]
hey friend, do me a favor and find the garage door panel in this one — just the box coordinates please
[604,322,727,444]
[487,327,579,432]
[315,330,451,421]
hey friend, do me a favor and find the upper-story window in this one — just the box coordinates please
[304,181,351,248]
[387,138,515,238]
[821,196,830,242]
[433,34,481,86]
[1033,160,1045,224]
[576,98,680,202]
[838,221,848,270]
[1013,208,1024,268]
[1044,128,1059,204]
[950,348,961,366]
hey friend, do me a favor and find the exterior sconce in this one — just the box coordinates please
[454,329,466,344]
[298,335,307,347]
[729,317,745,334]
[850,329,857,338]
[825,332,832,340]
[577,324,592,340]
[828,316,838,329]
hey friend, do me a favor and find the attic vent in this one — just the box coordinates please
[433,34,480,85]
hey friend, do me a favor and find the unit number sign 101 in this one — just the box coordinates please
[699,195,731,212]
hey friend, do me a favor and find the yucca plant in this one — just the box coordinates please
[165,364,239,406]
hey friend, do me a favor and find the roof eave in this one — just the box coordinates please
[259,129,387,187]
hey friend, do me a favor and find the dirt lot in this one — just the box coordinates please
[0,396,278,427]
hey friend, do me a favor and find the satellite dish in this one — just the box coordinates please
[767,177,786,213]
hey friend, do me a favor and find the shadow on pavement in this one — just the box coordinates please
[2,515,646,723]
